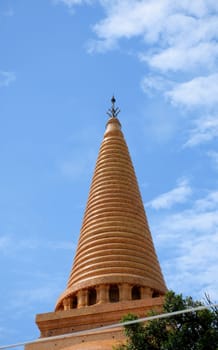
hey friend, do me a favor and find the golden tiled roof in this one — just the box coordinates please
[56,107,166,310]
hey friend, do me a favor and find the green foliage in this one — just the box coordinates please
[114,291,218,350]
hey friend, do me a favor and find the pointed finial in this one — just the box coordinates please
[107,95,120,118]
[111,95,116,105]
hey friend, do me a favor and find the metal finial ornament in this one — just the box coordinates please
[107,95,120,118]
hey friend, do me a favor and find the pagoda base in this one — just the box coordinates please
[25,297,164,350]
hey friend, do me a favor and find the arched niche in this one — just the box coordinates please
[152,290,160,298]
[109,284,119,303]
[132,285,141,300]
[88,288,97,306]
[72,295,78,308]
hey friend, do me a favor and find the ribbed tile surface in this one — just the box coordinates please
[56,117,166,307]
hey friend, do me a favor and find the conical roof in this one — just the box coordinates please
[56,101,166,310]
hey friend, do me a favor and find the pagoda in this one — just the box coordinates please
[26,97,167,350]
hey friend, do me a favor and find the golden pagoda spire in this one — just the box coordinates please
[55,98,166,311]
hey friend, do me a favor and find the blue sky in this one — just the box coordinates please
[0,0,218,347]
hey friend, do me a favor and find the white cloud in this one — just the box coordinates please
[146,178,192,210]
[88,1,218,148]
[57,0,218,145]
[177,0,218,17]
[146,42,218,72]
[150,189,218,299]
[194,190,218,211]
[88,1,218,65]
[89,1,218,111]
[0,71,16,87]
[154,190,218,237]
[159,209,218,235]
[141,75,174,96]
[163,230,218,300]
[164,241,218,300]
[93,1,169,42]
[141,75,218,147]
[163,13,218,45]
[167,74,218,108]
[184,114,218,147]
